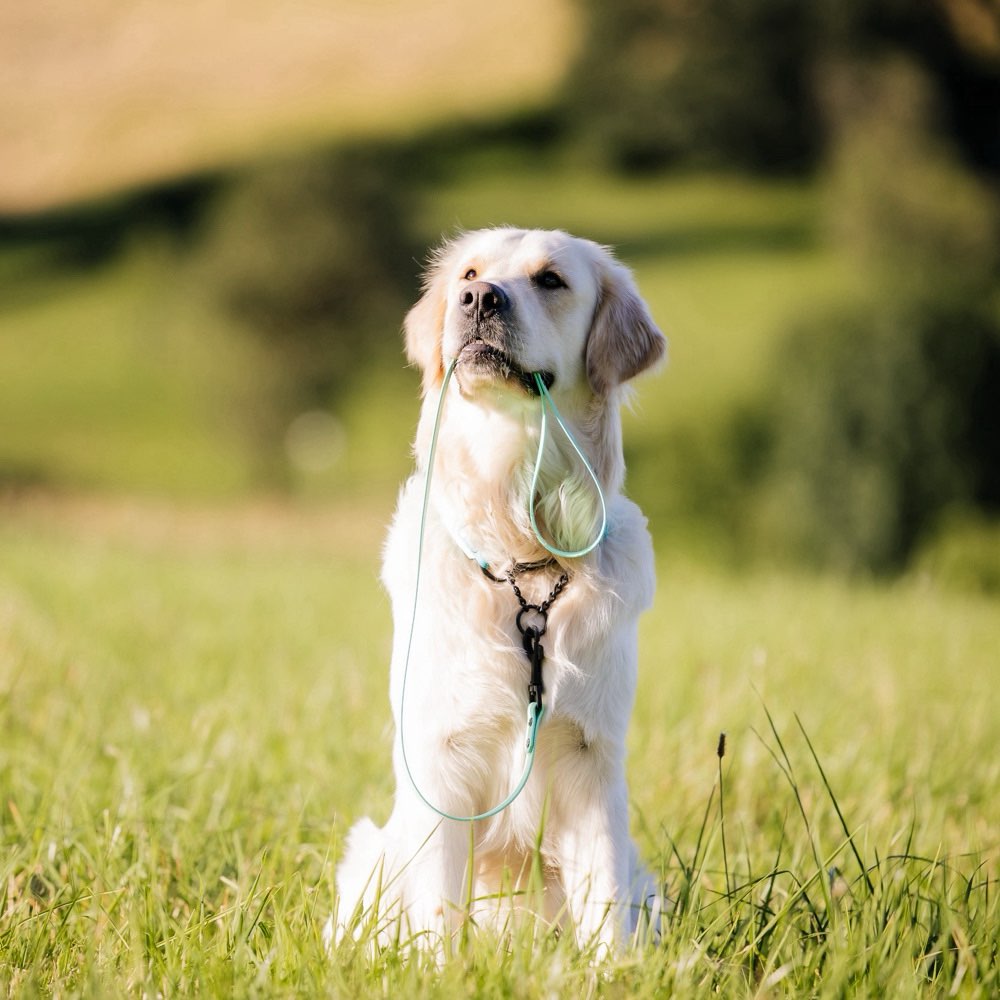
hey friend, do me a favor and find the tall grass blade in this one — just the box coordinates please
[795,712,874,894]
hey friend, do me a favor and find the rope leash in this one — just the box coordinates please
[398,359,605,822]
[530,373,608,558]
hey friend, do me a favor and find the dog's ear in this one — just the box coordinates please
[405,238,460,395]
[585,255,666,396]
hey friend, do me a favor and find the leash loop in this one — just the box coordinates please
[400,359,548,822]
[529,372,608,558]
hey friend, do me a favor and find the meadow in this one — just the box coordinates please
[1,168,998,994]
[1,495,997,995]
[0,167,848,512]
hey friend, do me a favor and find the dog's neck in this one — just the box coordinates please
[415,384,624,571]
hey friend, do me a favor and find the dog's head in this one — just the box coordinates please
[405,228,665,400]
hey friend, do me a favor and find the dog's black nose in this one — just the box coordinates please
[459,281,509,322]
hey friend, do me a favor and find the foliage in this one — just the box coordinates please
[562,0,1000,175]
[914,512,1000,594]
[1,500,998,994]
[0,169,835,518]
[753,298,1000,573]
[818,57,1000,304]
[197,144,422,483]
[744,59,1000,574]
[563,0,820,173]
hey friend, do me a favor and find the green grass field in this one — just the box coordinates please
[2,167,997,993]
[0,169,849,509]
[3,0,998,987]
[1,497,997,995]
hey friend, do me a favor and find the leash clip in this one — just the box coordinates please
[519,621,546,706]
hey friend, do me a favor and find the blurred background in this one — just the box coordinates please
[2,0,999,581]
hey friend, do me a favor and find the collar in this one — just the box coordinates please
[448,521,557,580]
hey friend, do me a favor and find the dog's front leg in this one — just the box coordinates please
[555,754,632,952]
[386,731,474,946]
[391,803,469,945]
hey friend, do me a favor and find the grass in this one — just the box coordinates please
[1,496,997,995]
[2,151,996,991]
[0,249,254,496]
[0,168,847,517]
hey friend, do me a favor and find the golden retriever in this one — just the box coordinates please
[333,227,666,951]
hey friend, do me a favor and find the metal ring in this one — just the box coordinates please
[516,605,547,637]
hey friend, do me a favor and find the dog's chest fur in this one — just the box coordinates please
[383,473,654,748]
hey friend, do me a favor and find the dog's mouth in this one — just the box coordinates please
[457,340,555,396]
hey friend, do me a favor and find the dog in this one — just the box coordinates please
[333,227,666,952]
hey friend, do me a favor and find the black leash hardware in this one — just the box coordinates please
[509,570,570,712]
[517,613,546,708]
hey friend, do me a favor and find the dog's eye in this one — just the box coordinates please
[463,268,477,281]
[535,270,567,291]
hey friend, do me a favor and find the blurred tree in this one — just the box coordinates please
[563,0,1000,176]
[749,60,1000,573]
[0,176,220,276]
[200,144,421,485]
[564,0,820,172]
[819,57,999,302]
[755,300,1000,573]
[818,0,1000,175]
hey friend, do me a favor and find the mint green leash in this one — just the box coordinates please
[399,359,606,822]
[530,372,608,558]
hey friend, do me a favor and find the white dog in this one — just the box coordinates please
[334,227,666,951]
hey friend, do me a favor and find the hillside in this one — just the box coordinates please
[0,0,576,213]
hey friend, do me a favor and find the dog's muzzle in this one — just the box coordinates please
[455,282,554,394]
[456,340,554,396]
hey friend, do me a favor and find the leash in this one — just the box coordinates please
[398,359,605,822]
[530,373,607,558]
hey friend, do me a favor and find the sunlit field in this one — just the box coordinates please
[0,0,576,212]
[1,497,997,995]
[0,169,848,507]
[2,166,998,993]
